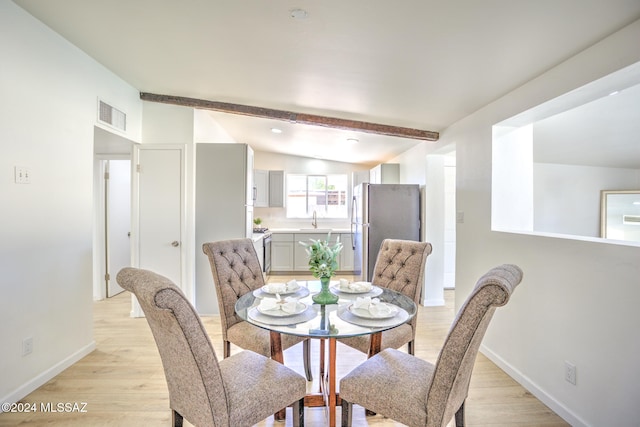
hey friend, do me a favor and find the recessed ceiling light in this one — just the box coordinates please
[290,8,308,19]
[271,128,283,134]
[347,138,359,144]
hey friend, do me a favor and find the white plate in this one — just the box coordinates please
[257,302,307,317]
[348,302,399,319]
[261,282,300,295]
[333,281,374,294]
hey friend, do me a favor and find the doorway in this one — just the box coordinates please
[104,159,131,297]
[93,126,134,300]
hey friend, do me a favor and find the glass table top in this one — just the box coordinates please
[235,280,417,339]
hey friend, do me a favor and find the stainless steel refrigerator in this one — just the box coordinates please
[351,183,421,281]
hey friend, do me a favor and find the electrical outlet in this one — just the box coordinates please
[22,337,33,356]
[565,361,576,385]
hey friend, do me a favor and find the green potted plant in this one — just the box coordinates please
[253,217,262,230]
[299,233,343,304]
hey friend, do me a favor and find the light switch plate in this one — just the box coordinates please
[14,166,31,184]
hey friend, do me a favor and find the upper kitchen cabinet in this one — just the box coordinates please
[370,163,399,184]
[254,169,269,207]
[254,169,285,208]
[269,170,285,207]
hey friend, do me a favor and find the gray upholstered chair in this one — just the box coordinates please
[116,267,306,427]
[202,239,312,380]
[340,239,432,356]
[340,264,523,427]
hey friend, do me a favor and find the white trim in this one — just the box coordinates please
[480,344,589,427]
[423,298,445,307]
[0,342,96,410]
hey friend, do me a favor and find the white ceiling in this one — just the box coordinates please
[15,0,640,164]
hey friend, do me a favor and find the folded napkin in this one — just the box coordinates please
[340,279,372,292]
[265,282,287,294]
[368,301,394,317]
[286,279,299,291]
[354,296,375,309]
[353,297,395,317]
[259,295,299,313]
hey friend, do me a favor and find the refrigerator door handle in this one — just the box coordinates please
[350,195,357,249]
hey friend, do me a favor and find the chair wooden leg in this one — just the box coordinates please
[303,339,313,381]
[172,410,183,427]
[408,339,415,355]
[455,400,465,427]
[341,399,353,427]
[292,397,305,427]
[223,340,231,358]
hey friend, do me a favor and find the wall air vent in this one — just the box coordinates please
[98,100,126,132]
[622,215,640,225]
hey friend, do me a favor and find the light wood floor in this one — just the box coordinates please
[0,275,568,426]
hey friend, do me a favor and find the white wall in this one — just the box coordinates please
[440,19,640,427]
[0,2,142,405]
[533,163,640,237]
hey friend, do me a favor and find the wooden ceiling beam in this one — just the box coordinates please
[140,92,439,141]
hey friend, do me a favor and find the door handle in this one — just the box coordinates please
[171,241,180,247]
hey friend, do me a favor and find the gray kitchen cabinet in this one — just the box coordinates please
[271,233,294,271]
[254,169,269,207]
[268,170,285,207]
[295,232,342,272]
[270,231,354,274]
[339,233,354,271]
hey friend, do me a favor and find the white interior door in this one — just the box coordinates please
[135,147,183,289]
[106,159,131,297]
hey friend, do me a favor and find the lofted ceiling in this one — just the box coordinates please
[14,0,640,165]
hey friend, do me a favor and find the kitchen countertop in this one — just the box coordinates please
[268,228,350,234]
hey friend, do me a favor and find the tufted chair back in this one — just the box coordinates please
[202,239,265,341]
[371,239,432,305]
[340,239,432,356]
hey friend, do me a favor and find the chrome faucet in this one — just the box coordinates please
[312,210,318,229]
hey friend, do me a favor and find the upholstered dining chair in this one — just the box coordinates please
[340,239,432,356]
[202,239,312,381]
[340,264,523,427]
[116,267,306,427]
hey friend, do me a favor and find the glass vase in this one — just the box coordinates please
[312,276,339,305]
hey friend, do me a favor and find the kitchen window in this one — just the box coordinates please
[286,174,348,218]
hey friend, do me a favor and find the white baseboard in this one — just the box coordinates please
[423,298,445,307]
[480,344,589,427]
[0,341,96,410]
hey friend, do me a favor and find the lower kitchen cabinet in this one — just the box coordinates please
[340,233,354,271]
[270,231,354,274]
[271,233,294,271]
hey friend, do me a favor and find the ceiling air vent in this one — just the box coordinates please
[98,100,126,131]
[622,215,640,225]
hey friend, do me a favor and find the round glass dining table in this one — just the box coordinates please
[235,280,417,427]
